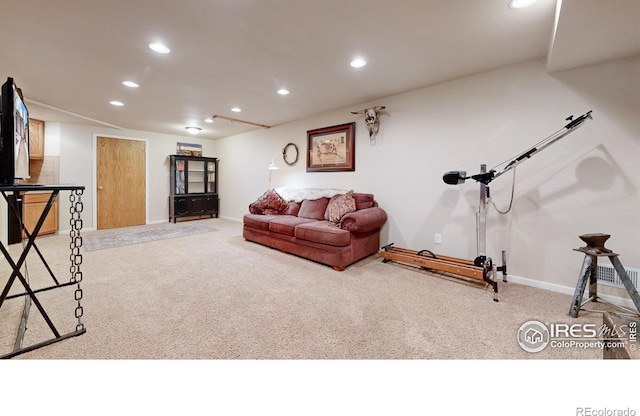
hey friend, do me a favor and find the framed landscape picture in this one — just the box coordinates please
[176,142,202,157]
[306,122,355,172]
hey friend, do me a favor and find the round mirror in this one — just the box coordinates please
[282,142,299,166]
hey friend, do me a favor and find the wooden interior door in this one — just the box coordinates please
[97,136,146,229]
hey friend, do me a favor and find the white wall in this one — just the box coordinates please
[215,56,640,293]
[49,56,639,298]
[56,123,216,230]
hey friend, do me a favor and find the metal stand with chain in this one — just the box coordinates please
[568,233,640,318]
[69,189,85,334]
[0,185,86,359]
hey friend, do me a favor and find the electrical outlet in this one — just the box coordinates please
[434,233,442,245]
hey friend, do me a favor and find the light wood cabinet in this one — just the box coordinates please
[28,118,45,160]
[22,192,58,237]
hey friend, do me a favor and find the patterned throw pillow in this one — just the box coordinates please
[248,189,288,215]
[325,190,356,225]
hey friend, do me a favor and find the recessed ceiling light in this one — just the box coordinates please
[122,81,139,88]
[509,0,537,8]
[110,100,124,106]
[204,118,214,123]
[231,107,242,113]
[185,127,201,135]
[149,43,170,54]
[350,58,366,68]
[277,89,290,95]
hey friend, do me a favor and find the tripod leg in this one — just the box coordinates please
[569,255,592,318]
[610,256,640,315]
[588,256,598,301]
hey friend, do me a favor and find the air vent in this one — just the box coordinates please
[596,264,639,289]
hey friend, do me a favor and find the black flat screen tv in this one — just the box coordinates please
[0,77,30,184]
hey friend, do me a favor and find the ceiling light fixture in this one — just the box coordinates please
[122,81,139,88]
[509,0,537,8]
[149,43,170,54]
[231,107,242,113]
[110,100,124,106]
[350,58,366,68]
[277,89,290,95]
[185,127,201,135]
[204,118,214,123]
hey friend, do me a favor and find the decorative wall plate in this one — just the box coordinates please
[282,142,299,166]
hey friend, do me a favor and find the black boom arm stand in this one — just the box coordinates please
[381,111,593,301]
[443,111,593,187]
[441,111,594,297]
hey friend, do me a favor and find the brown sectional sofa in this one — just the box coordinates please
[243,189,387,270]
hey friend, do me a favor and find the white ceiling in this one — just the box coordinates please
[1,0,638,140]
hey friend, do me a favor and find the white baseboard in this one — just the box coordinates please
[219,215,242,223]
[507,274,638,310]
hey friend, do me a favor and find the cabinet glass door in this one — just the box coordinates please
[188,160,205,193]
[207,161,216,193]
[175,159,186,194]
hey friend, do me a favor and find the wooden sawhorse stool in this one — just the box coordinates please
[568,233,640,318]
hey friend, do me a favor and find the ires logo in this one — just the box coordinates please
[516,320,616,353]
[517,321,550,353]
[548,323,598,338]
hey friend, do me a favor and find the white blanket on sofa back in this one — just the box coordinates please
[274,187,347,202]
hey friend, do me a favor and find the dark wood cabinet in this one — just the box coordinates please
[169,155,218,222]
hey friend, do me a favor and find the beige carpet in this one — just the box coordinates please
[0,218,616,360]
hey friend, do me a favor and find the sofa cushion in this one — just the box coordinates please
[295,221,351,247]
[298,198,330,220]
[325,190,356,225]
[249,189,288,215]
[243,214,283,231]
[352,193,374,210]
[269,216,316,236]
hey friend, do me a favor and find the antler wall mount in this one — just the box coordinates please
[351,106,386,145]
